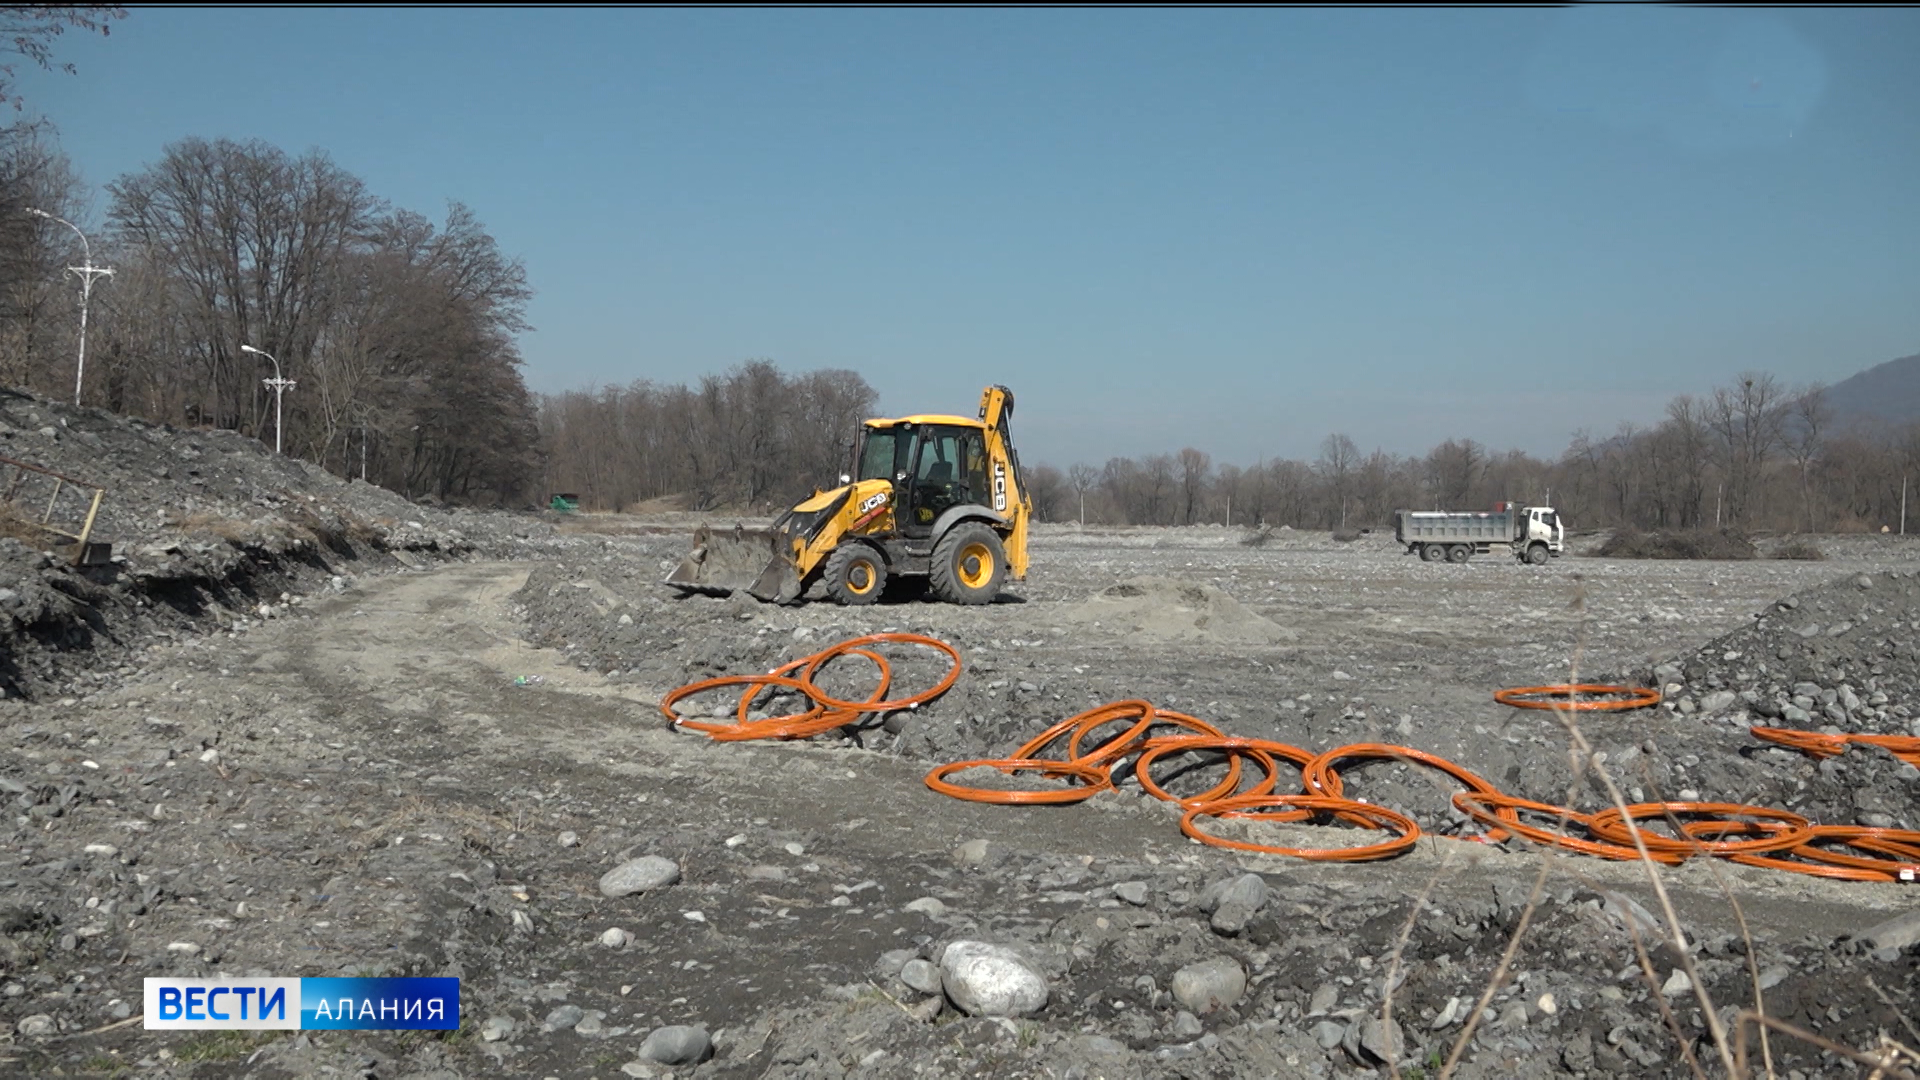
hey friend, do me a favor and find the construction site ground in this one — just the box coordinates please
[2,391,1918,1079]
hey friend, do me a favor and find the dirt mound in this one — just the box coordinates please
[1063,577,1293,645]
[0,385,562,699]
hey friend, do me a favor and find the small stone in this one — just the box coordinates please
[598,856,680,898]
[15,1014,55,1038]
[1170,956,1246,1014]
[618,614,633,625]
[784,842,805,856]
[84,844,118,856]
[1332,670,1352,681]
[940,940,1049,1017]
[904,897,948,918]
[575,1013,606,1037]
[1308,983,1338,1016]
[637,1025,712,1066]
[874,949,917,980]
[166,942,201,956]
[1352,1017,1407,1065]
[953,839,1006,868]
[599,927,630,949]
[1430,996,1461,1028]
[901,958,943,995]
[1114,881,1149,906]
[544,1004,585,1032]
[1205,873,1267,935]
[1856,575,1874,589]
[481,1015,515,1042]
[1699,691,1736,715]
[1311,1020,1346,1048]
[1662,969,1692,996]
[558,831,579,848]
[683,911,706,923]
[1170,1010,1204,1038]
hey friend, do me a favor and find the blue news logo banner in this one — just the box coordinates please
[301,978,459,1030]
[145,978,459,1031]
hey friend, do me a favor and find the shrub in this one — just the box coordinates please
[1596,528,1756,560]
[1331,529,1362,543]
[1772,539,1827,561]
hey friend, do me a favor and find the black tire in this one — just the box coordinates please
[824,544,887,606]
[930,523,1007,605]
[1447,544,1472,564]
[1420,544,1446,563]
[1526,543,1550,566]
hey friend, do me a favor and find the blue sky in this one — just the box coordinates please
[15,7,1920,469]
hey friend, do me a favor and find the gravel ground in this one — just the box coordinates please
[3,386,1919,1079]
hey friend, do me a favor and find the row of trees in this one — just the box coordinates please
[537,361,880,513]
[1030,373,1918,535]
[1,12,543,505]
[1,127,543,503]
[537,363,1915,538]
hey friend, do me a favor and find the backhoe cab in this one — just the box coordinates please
[666,385,1032,606]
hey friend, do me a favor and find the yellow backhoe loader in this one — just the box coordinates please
[666,385,1032,606]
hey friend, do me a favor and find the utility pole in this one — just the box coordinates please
[25,209,113,406]
[1902,474,1908,536]
[240,345,295,454]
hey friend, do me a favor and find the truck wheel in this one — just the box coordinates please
[1526,543,1550,566]
[1420,544,1446,563]
[1447,545,1471,564]
[824,544,887,606]
[931,523,1006,605]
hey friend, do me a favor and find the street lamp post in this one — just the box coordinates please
[25,208,114,407]
[240,344,295,454]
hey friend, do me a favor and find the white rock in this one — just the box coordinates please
[558,830,579,848]
[940,940,1049,1017]
[16,1014,55,1037]
[599,927,630,949]
[904,897,948,918]
[165,942,201,956]
[1171,956,1246,1014]
[1661,969,1692,996]
[598,856,681,898]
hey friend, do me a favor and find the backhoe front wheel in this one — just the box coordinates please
[931,523,1006,606]
[824,544,887,606]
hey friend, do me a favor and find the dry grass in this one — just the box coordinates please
[167,511,257,543]
[0,500,52,545]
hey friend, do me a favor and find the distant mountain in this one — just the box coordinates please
[1824,352,1920,432]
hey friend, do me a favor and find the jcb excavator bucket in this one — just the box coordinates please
[664,523,803,603]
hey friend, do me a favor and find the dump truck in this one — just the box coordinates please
[666,385,1032,606]
[1395,503,1564,565]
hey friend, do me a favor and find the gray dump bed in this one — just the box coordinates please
[1394,508,1518,545]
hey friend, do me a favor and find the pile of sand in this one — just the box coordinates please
[1061,576,1294,645]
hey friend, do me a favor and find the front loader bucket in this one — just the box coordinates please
[665,524,803,603]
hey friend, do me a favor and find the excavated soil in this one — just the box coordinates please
[2,386,1919,1080]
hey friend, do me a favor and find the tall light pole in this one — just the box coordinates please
[240,344,295,454]
[25,208,114,407]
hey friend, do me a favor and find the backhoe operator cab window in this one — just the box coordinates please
[909,426,988,525]
[857,427,905,483]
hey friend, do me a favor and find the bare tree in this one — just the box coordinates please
[1317,433,1359,529]
[1704,371,1789,527]
[1066,462,1098,525]
[0,6,127,114]
[1783,383,1829,532]
[1176,447,1210,525]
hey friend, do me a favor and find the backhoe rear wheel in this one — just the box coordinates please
[824,544,887,606]
[931,523,1006,606]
